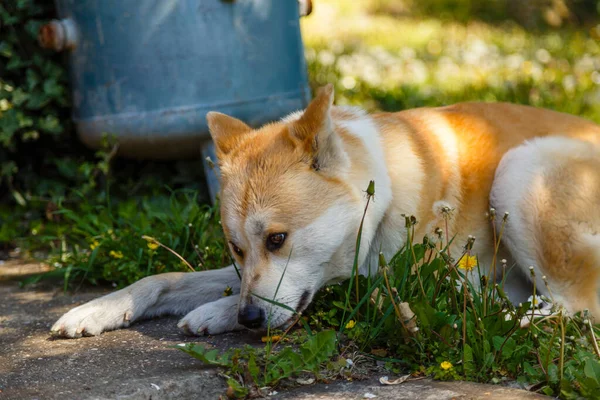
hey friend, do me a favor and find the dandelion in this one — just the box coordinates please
[90,240,100,250]
[440,361,453,370]
[528,295,544,309]
[458,255,477,271]
[147,242,159,250]
[345,320,356,329]
[109,250,123,259]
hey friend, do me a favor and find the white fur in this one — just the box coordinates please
[337,115,394,275]
[280,110,304,123]
[178,295,243,335]
[247,202,362,328]
[491,136,600,308]
[51,266,241,337]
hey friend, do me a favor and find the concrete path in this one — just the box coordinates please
[0,260,548,399]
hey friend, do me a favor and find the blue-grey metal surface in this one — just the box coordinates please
[55,0,311,159]
[200,141,220,204]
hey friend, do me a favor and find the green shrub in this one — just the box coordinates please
[0,0,78,202]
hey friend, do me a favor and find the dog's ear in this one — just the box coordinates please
[206,112,252,158]
[291,84,347,171]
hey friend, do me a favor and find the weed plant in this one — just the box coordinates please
[20,189,228,288]
[181,182,600,399]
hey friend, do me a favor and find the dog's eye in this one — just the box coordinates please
[266,233,287,251]
[229,241,244,258]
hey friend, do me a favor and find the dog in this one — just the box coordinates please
[51,84,600,338]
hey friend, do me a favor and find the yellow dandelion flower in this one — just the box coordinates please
[261,335,282,343]
[440,361,453,370]
[345,320,356,329]
[458,255,477,271]
[109,250,123,259]
[90,240,100,250]
[147,242,159,250]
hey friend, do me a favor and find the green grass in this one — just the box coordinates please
[181,184,600,399]
[17,189,229,288]
[301,0,600,121]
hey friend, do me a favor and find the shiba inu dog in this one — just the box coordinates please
[51,85,600,338]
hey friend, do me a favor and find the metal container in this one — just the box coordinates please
[42,0,311,160]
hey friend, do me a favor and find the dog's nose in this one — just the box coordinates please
[238,304,265,329]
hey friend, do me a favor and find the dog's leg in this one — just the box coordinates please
[178,294,244,335]
[51,265,240,338]
[491,137,600,319]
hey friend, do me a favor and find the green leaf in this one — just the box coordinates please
[11,88,29,106]
[411,300,436,329]
[176,344,231,367]
[547,363,559,385]
[226,377,249,398]
[463,343,475,377]
[43,78,64,99]
[25,91,51,110]
[583,357,600,386]
[38,114,63,134]
[11,190,26,206]
[493,336,516,358]
[247,352,260,383]
[267,347,304,384]
[299,330,337,371]
[332,300,348,310]
[0,109,20,145]
[492,336,503,351]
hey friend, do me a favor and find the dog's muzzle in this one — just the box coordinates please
[238,304,265,329]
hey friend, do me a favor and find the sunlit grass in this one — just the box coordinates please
[301,0,600,120]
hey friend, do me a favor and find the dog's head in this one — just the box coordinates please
[207,85,365,330]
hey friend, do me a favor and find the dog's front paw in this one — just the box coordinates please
[177,295,243,336]
[51,299,133,338]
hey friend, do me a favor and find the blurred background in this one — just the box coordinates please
[303,0,600,113]
[1,0,599,286]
